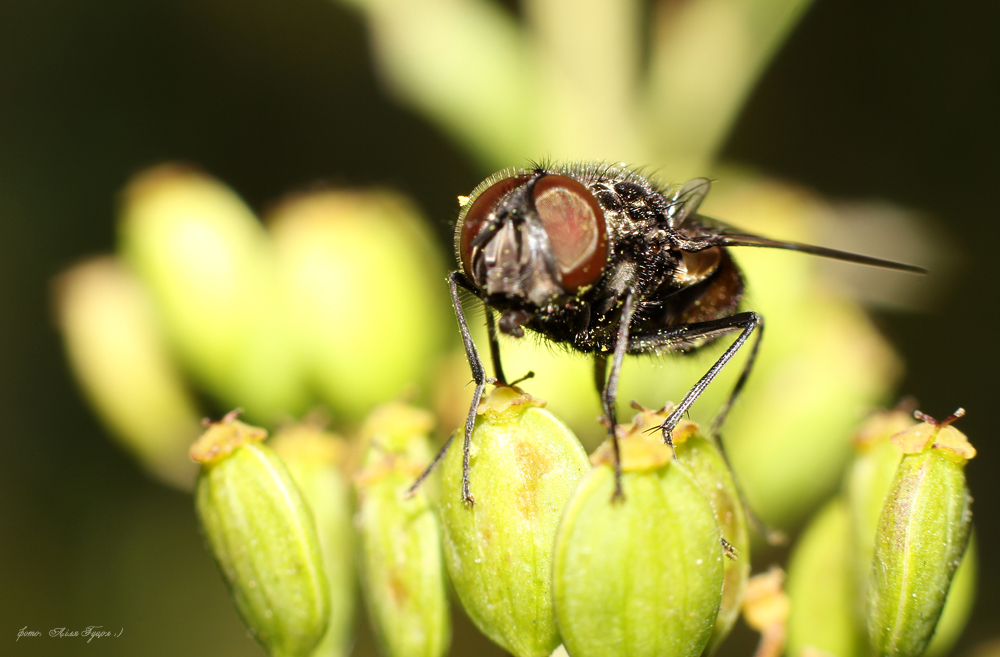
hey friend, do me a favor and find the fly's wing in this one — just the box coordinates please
[667,178,712,228]
[691,216,927,273]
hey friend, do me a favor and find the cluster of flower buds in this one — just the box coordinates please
[55,165,449,490]
[174,382,979,657]
[435,387,750,657]
[193,403,452,657]
[787,407,976,657]
[191,380,979,657]
[54,163,953,657]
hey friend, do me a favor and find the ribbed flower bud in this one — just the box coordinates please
[867,410,974,657]
[270,421,356,657]
[354,403,450,657]
[552,410,724,657]
[845,408,913,619]
[439,386,589,657]
[621,403,749,653]
[192,412,329,657]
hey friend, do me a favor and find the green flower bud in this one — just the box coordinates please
[54,257,201,489]
[552,416,724,657]
[119,165,307,423]
[786,497,863,657]
[354,403,450,657]
[867,411,974,657]
[622,404,749,654]
[845,408,913,622]
[192,412,329,657]
[271,422,356,657]
[269,190,449,421]
[439,386,589,657]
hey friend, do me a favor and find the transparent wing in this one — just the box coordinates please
[667,178,712,228]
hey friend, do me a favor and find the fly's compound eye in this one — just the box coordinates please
[458,174,530,284]
[532,175,609,290]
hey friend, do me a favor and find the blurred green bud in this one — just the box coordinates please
[867,411,974,657]
[786,497,863,657]
[271,422,356,657]
[269,190,449,421]
[192,412,329,657]
[119,165,307,423]
[620,404,749,654]
[439,386,588,657]
[552,417,724,657]
[54,257,201,489]
[353,403,450,657]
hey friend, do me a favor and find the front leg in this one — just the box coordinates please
[408,272,485,506]
[596,291,637,501]
[485,309,507,385]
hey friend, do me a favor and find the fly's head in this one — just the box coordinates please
[456,169,610,336]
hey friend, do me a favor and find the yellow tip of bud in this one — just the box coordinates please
[189,412,267,463]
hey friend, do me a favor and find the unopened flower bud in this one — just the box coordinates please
[786,498,862,657]
[439,386,589,657]
[354,403,450,657]
[192,412,329,657]
[622,404,749,653]
[552,413,724,657]
[119,165,307,422]
[270,421,355,657]
[54,257,201,488]
[269,190,448,421]
[867,410,974,657]
[845,407,913,621]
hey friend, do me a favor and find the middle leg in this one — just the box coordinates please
[596,290,637,501]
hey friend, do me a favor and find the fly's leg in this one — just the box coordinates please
[593,354,607,405]
[407,272,484,506]
[596,291,637,501]
[629,311,762,440]
[486,309,506,385]
[710,317,764,437]
[630,311,783,542]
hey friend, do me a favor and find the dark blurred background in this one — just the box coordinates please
[1,0,997,655]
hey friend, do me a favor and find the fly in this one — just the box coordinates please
[413,162,925,504]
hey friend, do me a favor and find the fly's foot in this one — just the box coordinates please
[462,485,475,508]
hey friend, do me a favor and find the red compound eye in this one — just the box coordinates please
[458,174,530,280]
[532,175,608,290]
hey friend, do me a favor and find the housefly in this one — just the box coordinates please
[414,162,924,504]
